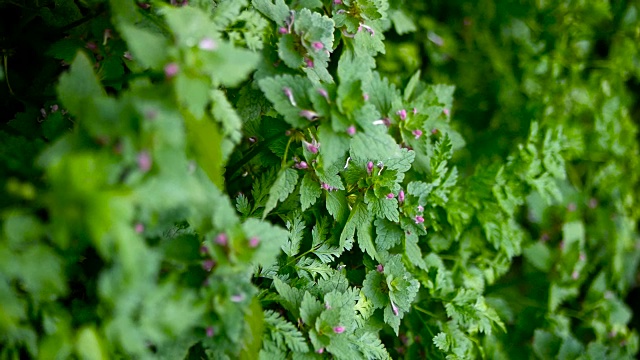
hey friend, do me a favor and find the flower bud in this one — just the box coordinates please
[312,41,324,50]
[346,125,356,136]
[386,193,395,199]
[249,236,260,248]
[164,62,179,78]
[199,37,217,51]
[215,233,228,246]
[138,151,152,172]
[376,264,384,273]
[333,326,345,334]
[412,129,423,139]
[396,109,407,121]
[414,215,424,224]
[367,161,374,175]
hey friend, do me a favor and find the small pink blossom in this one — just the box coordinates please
[206,326,214,337]
[135,223,145,233]
[295,161,308,170]
[304,57,314,68]
[317,348,325,354]
[312,41,324,50]
[413,108,418,114]
[412,129,423,139]
[216,233,228,246]
[376,264,384,273]
[396,109,407,121]
[86,42,98,51]
[443,108,450,116]
[398,190,405,203]
[415,215,424,224]
[417,205,424,212]
[358,23,375,36]
[249,236,260,248]
[164,62,179,78]
[203,259,215,271]
[199,37,217,51]
[248,136,257,143]
[304,141,319,154]
[367,161,374,175]
[387,193,395,199]
[579,252,586,261]
[231,293,246,302]
[363,93,369,101]
[346,125,356,136]
[431,128,439,135]
[334,0,342,4]
[318,88,329,100]
[299,109,319,121]
[333,326,345,334]
[391,301,399,316]
[325,302,331,310]
[200,245,209,255]
[138,151,152,172]
[283,87,296,106]
[278,27,288,34]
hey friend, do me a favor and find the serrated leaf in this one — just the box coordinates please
[252,0,290,23]
[374,218,402,251]
[356,332,391,360]
[264,309,309,353]
[264,168,299,218]
[313,243,342,264]
[404,231,426,270]
[300,292,324,326]
[57,52,105,118]
[318,123,350,169]
[283,212,305,257]
[259,75,314,128]
[296,257,333,280]
[300,172,321,210]
[273,278,305,316]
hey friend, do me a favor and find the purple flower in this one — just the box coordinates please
[431,128,439,135]
[283,87,296,106]
[417,205,424,212]
[334,0,342,4]
[398,190,405,203]
[412,129,423,139]
[387,193,395,199]
[206,326,214,337]
[50,104,59,112]
[138,151,152,172]
[231,293,246,302]
[318,88,329,100]
[312,41,324,50]
[396,109,407,121]
[317,348,325,354]
[86,42,98,51]
[216,233,228,246]
[391,301,399,316]
[304,141,319,154]
[295,161,308,170]
[278,27,288,34]
[199,37,217,51]
[414,215,424,224]
[333,326,345,334]
[200,245,209,255]
[164,62,179,78]
[346,125,356,136]
[358,23,375,36]
[367,161,374,175]
[376,264,384,273]
[588,198,598,209]
[202,259,215,272]
[299,109,319,121]
[304,57,314,68]
[135,223,145,234]
[249,236,260,248]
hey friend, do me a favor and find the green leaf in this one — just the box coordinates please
[523,242,552,272]
[184,112,224,189]
[75,327,107,360]
[296,257,334,280]
[175,73,210,118]
[389,10,416,35]
[300,172,321,211]
[264,168,299,218]
[374,218,402,251]
[259,75,314,128]
[273,277,305,316]
[283,212,305,257]
[264,310,309,353]
[252,0,290,23]
[318,123,350,169]
[242,218,288,268]
[118,24,169,69]
[300,292,324,326]
[404,231,426,270]
[341,202,377,260]
[57,52,105,118]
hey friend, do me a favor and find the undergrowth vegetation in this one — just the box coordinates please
[1,0,639,359]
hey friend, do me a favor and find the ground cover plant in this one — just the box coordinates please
[1,0,640,359]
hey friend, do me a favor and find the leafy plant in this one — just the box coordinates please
[1,0,639,359]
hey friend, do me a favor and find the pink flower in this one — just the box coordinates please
[431,128,439,135]
[299,109,319,121]
[199,37,217,51]
[249,236,260,248]
[443,108,450,116]
[206,326,214,337]
[588,198,598,209]
[333,326,345,334]
[376,264,384,273]
[135,223,145,233]
[304,141,319,154]
[231,293,246,302]
[137,151,152,172]
[417,205,424,212]
[358,23,375,36]
[413,108,418,114]
[398,190,405,203]
[283,87,296,106]
[164,62,179,78]
[278,27,288,34]
[397,109,407,120]
[391,301,399,316]
[363,93,369,101]
[200,245,209,255]
[304,57,314,68]
[295,161,308,170]
[318,88,329,99]
[367,161,374,175]
[202,259,215,271]
[346,125,356,136]
[387,193,395,199]
[312,41,324,50]
[216,233,228,246]
[571,270,579,280]
[317,348,325,354]
[412,129,423,139]
[86,42,98,51]
[415,215,424,224]
[567,203,577,212]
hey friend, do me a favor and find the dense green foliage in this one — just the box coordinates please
[1,0,639,359]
